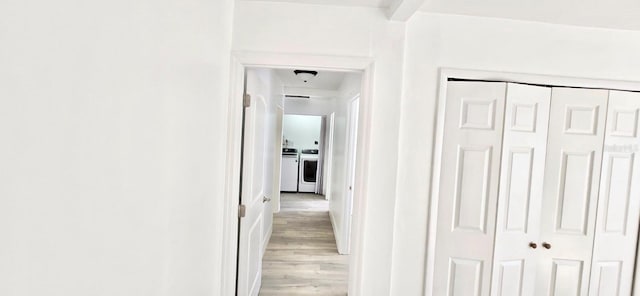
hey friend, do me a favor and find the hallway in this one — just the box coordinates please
[259,193,348,295]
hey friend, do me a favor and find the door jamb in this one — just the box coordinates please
[222,51,374,296]
[342,95,360,255]
[425,68,640,296]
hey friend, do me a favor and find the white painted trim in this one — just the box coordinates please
[262,222,273,257]
[424,67,640,296]
[221,55,246,296]
[222,51,374,296]
[324,112,336,201]
[342,94,361,255]
[387,0,424,22]
[273,105,284,213]
[330,209,345,255]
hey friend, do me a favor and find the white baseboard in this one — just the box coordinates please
[329,210,347,255]
[262,223,273,257]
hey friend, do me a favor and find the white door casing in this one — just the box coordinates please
[589,90,640,296]
[491,83,552,296]
[273,106,284,212]
[536,87,609,296]
[343,97,360,255]
[237,93,267,296]
[432,81,507,296]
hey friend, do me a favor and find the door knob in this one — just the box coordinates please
[529,242,537,249]
[542,242,551,249]
[263,196,271,203]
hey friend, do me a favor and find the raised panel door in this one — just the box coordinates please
[433,81,507,296]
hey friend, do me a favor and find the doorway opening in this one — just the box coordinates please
[221,53,373,296]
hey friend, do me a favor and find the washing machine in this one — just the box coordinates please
[298,149,319,193]
[280,148,299,192]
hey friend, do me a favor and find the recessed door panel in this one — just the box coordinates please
[448,258,483,296]
[591,261,623,296]
[549,259,584,296]
[555,151,594,235]
[433,81,507,296]
[589,90,640,296]
[504,148,534,232]
[602,153,634,234]
[453,146,492,233]
[495,260,525,296]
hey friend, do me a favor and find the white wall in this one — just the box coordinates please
[329,73,362,255]
[245,69,284,255]
[234,3,406,294]
[283,115,322,150]
[285,98,336,115]
[390,12,640,295]
[0,0,234,295]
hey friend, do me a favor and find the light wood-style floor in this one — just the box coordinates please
[259,193,348,296]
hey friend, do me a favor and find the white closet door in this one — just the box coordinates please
[589,90,640,296]
[491,84,551,296]
[536,88,609,296]
[433,81,507,296]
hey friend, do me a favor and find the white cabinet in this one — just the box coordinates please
[280,155,299,192]
[431,81,640,296]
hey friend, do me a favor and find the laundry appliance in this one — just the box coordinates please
[298,149,319,193]
[280,148,299,192]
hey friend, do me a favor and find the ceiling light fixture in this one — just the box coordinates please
[294,70,318,83]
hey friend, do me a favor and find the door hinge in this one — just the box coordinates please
[238,204,246,218]
[243,94,251,108]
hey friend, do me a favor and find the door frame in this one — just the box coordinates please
[222,51,374,296]
[341,95,360,255]
[323,112,336,201]
[425,68,640,296]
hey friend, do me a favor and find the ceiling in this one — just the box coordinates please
[238,0,393,8]
[238,0,640,31]
[420,0,640,31]
[273,69,346,91]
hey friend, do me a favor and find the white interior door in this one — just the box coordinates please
[491,83,551,296]
[536,87,609,296]
[343,97,359,254]
[238,93,268,296]
[432,81,507,296]
[589,90,640,296]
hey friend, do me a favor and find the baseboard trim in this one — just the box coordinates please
[329,210,346,254]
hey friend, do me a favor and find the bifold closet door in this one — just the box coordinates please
[490,84,551,296]
[589,91,640,296]
[536,88,609,296]
[432,81,507,296]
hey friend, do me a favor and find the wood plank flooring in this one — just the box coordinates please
[260,193,348,296]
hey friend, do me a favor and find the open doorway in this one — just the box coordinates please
[235,66,363,295]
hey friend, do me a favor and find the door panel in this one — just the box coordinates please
[556,151,594,235]
[448,258,484,296]
[536,87,608,296]
[238,92,267,296]
[549,259,584,296]
[491,83,551,296]
[494,259,525,296]
[589,90,640,296]
[433,81,507,296]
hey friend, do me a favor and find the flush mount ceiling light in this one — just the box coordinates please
[294,70,318,83]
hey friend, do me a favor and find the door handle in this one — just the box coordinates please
[542,242,551,249]
[529,242,537,249]
[263,196,271,203]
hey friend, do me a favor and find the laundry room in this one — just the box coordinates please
[281,114,322,193]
